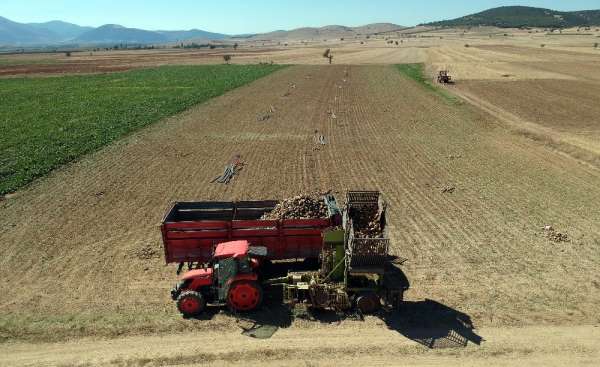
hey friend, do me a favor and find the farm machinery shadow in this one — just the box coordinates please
[184,291,294,339]
[378,264,483,349]
[381,299,484,349]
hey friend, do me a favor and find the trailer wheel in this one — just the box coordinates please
[387,291,403,311]
[356,293,381,314]
[177,291,205,318]
[228,280,263,312]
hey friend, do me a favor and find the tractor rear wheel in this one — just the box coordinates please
[228,280,263,312]
[177,291,205,318]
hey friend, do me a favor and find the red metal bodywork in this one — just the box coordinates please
[181,268,214,281]
[214,241,250,259]
[161,201,340,264]
[181,268,214,290]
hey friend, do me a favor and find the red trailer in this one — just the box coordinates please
[161,197,341,264]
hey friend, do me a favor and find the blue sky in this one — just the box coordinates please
[2,0,599,34]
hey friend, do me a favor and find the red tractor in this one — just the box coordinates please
[170,240,266,317]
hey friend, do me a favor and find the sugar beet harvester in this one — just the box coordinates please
[161,191,407,317]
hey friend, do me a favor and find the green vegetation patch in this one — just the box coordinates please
[395,64,459,104]
[0,64,285,195]
[425,6,600,29]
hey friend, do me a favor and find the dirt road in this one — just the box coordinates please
[1,325,599,366]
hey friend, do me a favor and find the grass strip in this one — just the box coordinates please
[395,63,460,104]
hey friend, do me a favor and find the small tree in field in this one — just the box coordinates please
[233,43,239,50]
[223,55,232,64]
[595,43,599,49]
[323,49,333,64]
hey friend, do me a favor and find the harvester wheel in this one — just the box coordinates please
[228,280,263,312]
[356,293,381,314]
[177,291,205,318]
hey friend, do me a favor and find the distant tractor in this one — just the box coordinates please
[437,70,453,84]
[171,241,266,317]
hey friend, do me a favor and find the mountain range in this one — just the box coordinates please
[0,16,228,46]
[2,6,600,46]
[426,6,600,28]
[247,23,405,41]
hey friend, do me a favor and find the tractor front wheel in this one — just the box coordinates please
[177,291,205,318]
[228,280,263,312]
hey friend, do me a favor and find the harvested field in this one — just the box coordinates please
[455,79,600,159]
[0,41,431,78]
[458,79,600,131]
[2,65,600,348]
[2,26,600,364]
[420,37,600,170]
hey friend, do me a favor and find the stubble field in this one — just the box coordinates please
[1,27,600,366]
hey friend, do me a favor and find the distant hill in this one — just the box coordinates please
[247,23,405,41]
[0,16,228,46]
[75,25,229,45]
[75,24,170,44]
[353,23,405,34]
[0,16,57,45]
[27,20,92,41]
[425,6,600,28]
[158,29,228,42]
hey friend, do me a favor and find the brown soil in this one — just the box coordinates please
[2,65,600,343]
[0,63,133,76]
[457,79,600,131]
[0,49,276,77]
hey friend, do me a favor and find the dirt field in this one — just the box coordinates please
[1,26,598,75]
[427,41,600,169]
[2,27,600,365]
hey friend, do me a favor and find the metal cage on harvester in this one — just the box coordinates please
[269,191,407,313]
[344,191,389,272]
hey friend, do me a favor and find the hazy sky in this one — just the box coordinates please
[2,0,599,34]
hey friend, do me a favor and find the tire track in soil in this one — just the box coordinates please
[359,67,485,264]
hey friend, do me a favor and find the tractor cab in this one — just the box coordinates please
[171,240,266,317]
[437,70,453,84]
[213,240,263,274]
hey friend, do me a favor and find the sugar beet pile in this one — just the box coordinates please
[352,205,384,238]
[262,195,328,220]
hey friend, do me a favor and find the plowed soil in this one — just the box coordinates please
[1,64,600,364]
[434,44,600,169]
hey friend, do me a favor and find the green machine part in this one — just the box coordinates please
[323,229,346,282]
